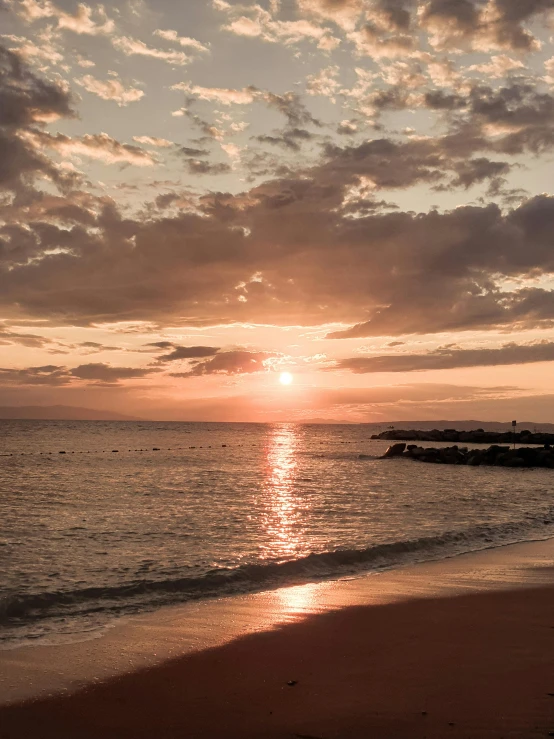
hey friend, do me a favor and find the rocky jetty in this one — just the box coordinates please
[372,428,554,446]
[381,443,554,468]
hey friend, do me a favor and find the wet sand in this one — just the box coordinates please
[2,540,554,737]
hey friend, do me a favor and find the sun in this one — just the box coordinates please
[279,372,293,386]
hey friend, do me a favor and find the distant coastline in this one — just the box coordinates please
[2,407,554,430]
[0,406,142,421]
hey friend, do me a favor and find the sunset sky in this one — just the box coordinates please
[2,0,554,422]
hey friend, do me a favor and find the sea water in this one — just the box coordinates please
[1,420,553,647]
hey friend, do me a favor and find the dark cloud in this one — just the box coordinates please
[448,157,512,189]
[420,0,481,38]
[337,120,359,135]
[0,324,52,348]
[379,0,412,29]
[335,341,554,374]
[0,45,75,128]
[0,362,155,387]
[424,90,466,110]
[4,168,554,336]
[78,341,121,352]
[172,350,276,377]
[0,365,69,386]
[69,363,153,382]
[185,159,232,175]
[179,146,209,157]
[468,83,554,155]
[321,137,447,189]
[419,0,554,51]
[179,107,223,140]
[328,286,554,339]
[147,341,176,350]
[262,91,321,129]
[0,124,66,194]
[256,128,315,152]
[0,44,77,194]
[0,43,150,196]
[159,345,220,361]
[355,21,416,56]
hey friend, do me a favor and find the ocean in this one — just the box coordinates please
[1,420,553,648]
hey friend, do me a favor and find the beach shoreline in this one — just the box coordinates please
[2,536,554,736]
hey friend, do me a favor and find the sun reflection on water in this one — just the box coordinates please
[274,582,324,621]
[260,424,306,561]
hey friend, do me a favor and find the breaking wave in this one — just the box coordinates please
[2,507,553,633]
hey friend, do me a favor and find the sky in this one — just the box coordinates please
[2,0,554,422]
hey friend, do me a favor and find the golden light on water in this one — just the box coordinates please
[261,424,304,560]
[279,372,293,386]
[275,582,323,620]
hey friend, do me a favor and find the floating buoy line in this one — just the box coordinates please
[0,444,231,457]
[0,439,355,457]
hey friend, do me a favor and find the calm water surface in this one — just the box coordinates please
[1,420,553,647]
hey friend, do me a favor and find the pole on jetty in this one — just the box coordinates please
[512,419,517,450]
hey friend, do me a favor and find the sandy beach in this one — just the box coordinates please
[2,539,554,738]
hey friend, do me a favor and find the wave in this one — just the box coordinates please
[2,507,553,627]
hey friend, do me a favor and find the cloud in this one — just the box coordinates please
[449,157,512,189]
[78,341,121,353]
[0,43,77,192]
[5,175,554,334]
[419,0,554,52]
[112,36,190,65]
[545,56,554,86]
[172,82,256,105]
[174,107,225,140]
[4,42,554,338]
[178,146,209,157]
[306,65,341,102]
[348,23,416,58]
[0,362,154,386]
[0,364,69,385]
[337,119,358,134]
[172,350,277,376]
[335,341,554,373]
[185,159,232,175]
[75,75,144,106]
[173,84,321,147]
[311,382,513,407]
[69,363,153,382]
[466,54,525,78]
[146,341,175,350]
[158,345,220,361]
[0,323,53,348]
[261,90,321,128]
[30,131,157,166]
[153,29,209,53]
[214,0,340,48]
[0,44,74,127]
[2,28,64,67]
[173,83,320,130]
[296,0,363,31]
[256,127,315,151]
[17,0,115,36]
[133,136,174,147]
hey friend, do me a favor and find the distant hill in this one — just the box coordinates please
[0,405,141,421]
[366,419,554,432]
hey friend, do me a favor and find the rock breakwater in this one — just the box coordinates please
[372,428,554,445]
[380,442,554,468]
